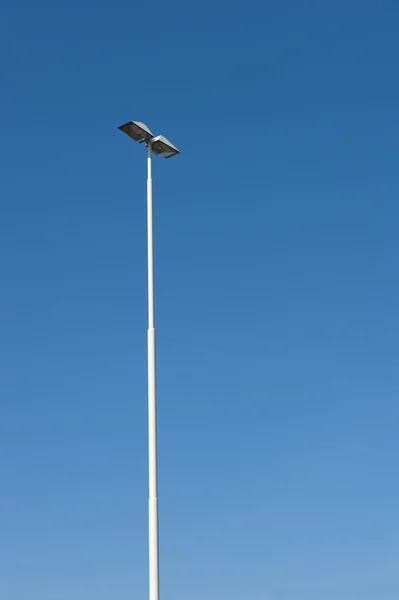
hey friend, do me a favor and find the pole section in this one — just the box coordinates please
[147,141,159,600]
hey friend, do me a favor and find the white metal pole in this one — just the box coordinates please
[147,141,159,600]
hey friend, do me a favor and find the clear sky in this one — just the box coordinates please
[1,1,398,599]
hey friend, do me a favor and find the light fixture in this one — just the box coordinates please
[150,135,180,159]
[118,120,154,142]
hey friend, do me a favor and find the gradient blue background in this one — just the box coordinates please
[1,1,398,598]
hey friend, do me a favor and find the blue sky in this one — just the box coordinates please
[1,1,399,598]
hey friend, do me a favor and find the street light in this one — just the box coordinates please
[118,120,180,600]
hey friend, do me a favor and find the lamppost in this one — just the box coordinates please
[118,121,180,600]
